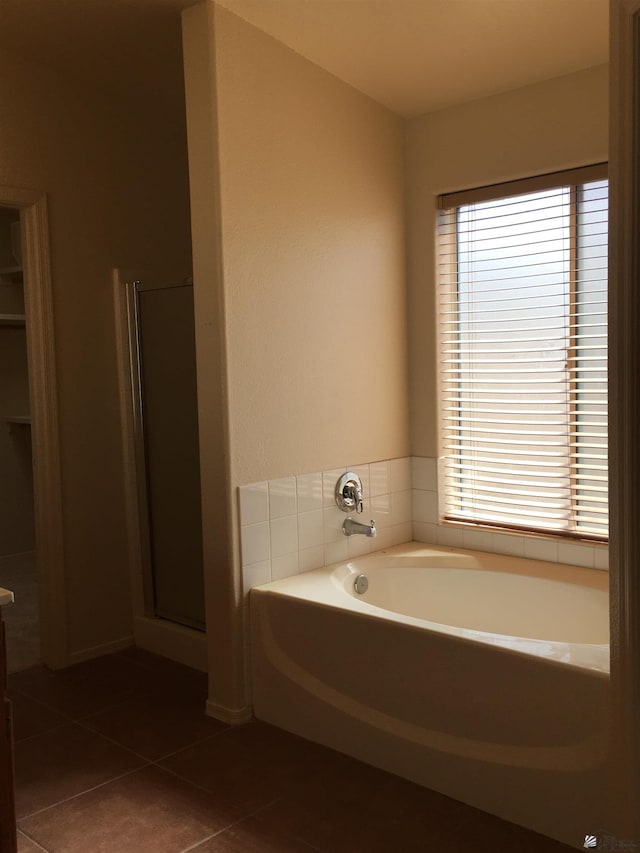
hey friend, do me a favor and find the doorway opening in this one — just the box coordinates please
[0,187,66,673]
[0,207,38,672]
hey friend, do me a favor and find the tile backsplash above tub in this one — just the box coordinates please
[239,455,609,601]
[238,459,413,601]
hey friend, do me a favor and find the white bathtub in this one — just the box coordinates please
[250,542,610,848]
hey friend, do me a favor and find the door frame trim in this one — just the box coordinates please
[0,187,67,668]
[609,0,640,840]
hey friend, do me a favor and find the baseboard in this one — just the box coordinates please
[134,615,208,672]
[65,635,135,668]
[206,699,253,726]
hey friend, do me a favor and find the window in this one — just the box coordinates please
[438,165,608,541]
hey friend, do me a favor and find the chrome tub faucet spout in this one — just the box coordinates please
[343,517,377,538]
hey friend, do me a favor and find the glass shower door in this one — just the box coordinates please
[133,280,205,630]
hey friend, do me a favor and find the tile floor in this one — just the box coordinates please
[9,648,575,852]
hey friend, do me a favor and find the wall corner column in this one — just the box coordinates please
[181,1,247,721]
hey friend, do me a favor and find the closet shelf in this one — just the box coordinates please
[5,416,31,433]
[0,266,22,285]
[0,314,25,327]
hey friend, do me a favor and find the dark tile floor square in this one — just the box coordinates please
[158,720,334,814]
[81,687,227,760]
[116,647,209,691]
[248,760,471,853]
[189,816,318,852]
[9,691,67,743]
[14,722,145,818]
[19,765,240,853]
[8,658,142,719]
[9,648,577,852]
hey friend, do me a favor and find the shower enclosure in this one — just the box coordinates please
[125,277,205,631]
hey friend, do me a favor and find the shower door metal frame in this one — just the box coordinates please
[113,269,207,670]
[123,278,155,620]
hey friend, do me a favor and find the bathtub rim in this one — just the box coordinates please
[249,541,610,676]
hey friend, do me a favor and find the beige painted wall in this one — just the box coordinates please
[183,1,408,715]
[406,63,609,458]
[0,48,192,659]
[213,6,409,487]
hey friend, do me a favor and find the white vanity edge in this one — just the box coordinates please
[0,588,14,606]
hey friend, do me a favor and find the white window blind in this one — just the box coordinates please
[437,165,608,541]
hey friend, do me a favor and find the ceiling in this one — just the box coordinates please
[0,0,608,117]
[216,0,609,116]
[0,0,190,108]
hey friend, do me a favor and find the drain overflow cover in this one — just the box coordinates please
[354,574,368,595]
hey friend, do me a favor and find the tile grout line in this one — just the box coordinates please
[11,687,211,757]
[176,797,287,853]
[177,820,243,853]
[19,739,272,847]
[248,798,325,852]
[12,672,232,819]
[16,828,50,852]
[145,760,233,801]
[12,721,70,747]
[176,796,326,853]
[12,672,208,728]
[72,713,230,769]
[149,725,231,764]
[10,687,78,723]
[17,765,148,823]
[71,718,156,764]
[14,712,153,766]
[11,684,141,724]
[11,655,241,845]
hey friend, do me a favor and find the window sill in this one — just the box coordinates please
[412,518,608,571]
